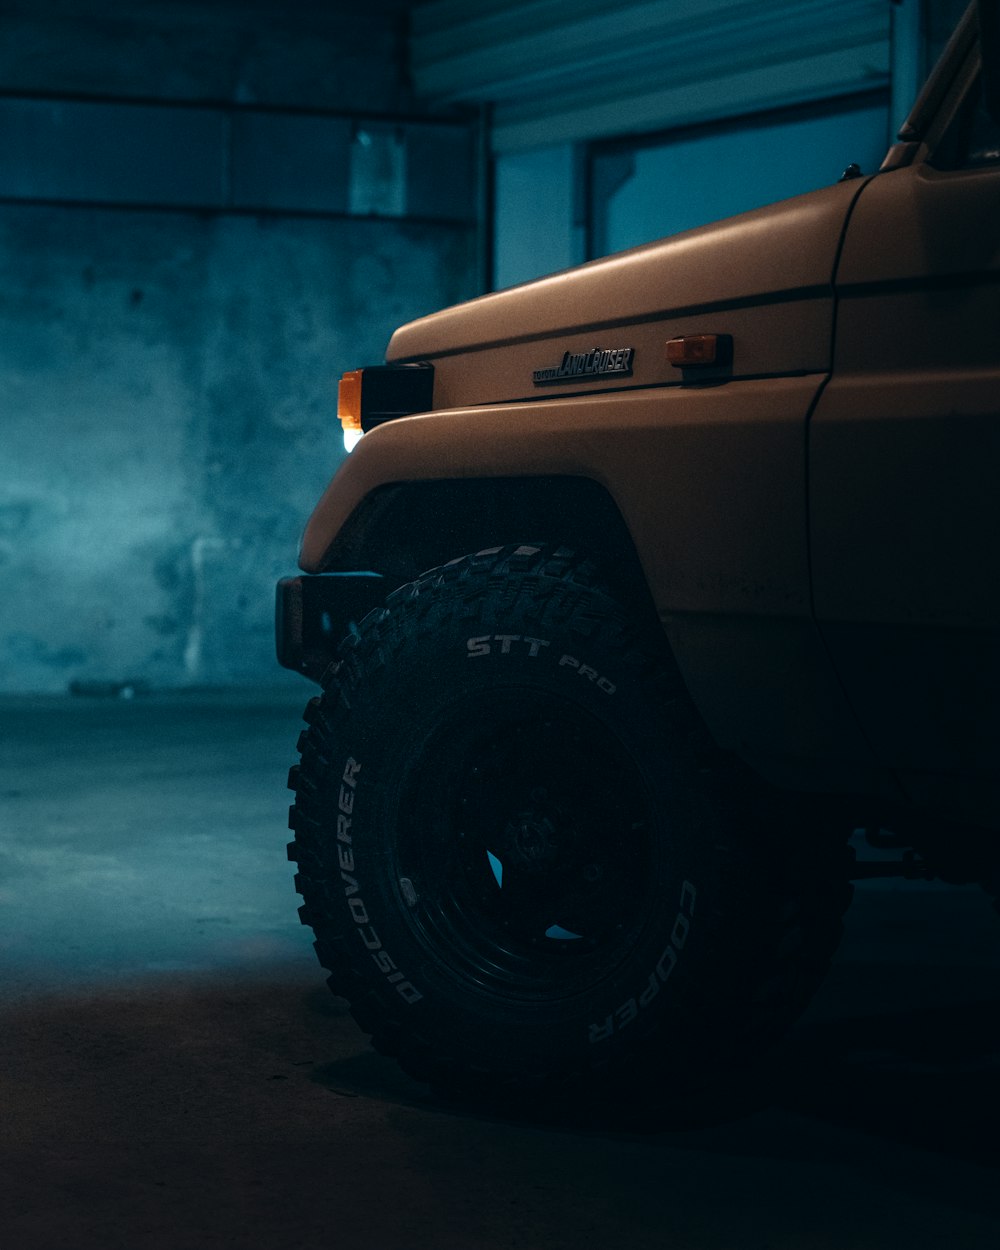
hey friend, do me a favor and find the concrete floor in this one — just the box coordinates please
[1,691,999,1249]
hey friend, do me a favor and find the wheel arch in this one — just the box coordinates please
[314,474,663,626]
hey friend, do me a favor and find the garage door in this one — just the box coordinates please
[411,0,892,153]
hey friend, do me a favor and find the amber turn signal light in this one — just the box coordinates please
[666,334,719,367]
[336,362,435,453]
[338,369,364,436]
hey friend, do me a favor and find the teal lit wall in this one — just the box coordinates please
[0,1,477,693]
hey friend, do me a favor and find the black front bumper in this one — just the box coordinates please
[275,572,386,680]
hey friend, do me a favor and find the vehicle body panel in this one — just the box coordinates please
[811,157,1000,825]
[303,181,869,579]
[384,181,863,406]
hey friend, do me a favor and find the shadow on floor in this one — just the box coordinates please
[773,995,1000,1166]
[3,966,1000,1249]
[310,979,1000,1164]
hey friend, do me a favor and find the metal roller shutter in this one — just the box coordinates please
[411,0,891,152]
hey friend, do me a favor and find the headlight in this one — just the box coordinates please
[337,362,434,454]
[337,369,364,453]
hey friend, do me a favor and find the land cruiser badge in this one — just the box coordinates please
[533,346,634,385]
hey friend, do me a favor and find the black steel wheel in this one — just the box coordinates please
[288,544,852,1100]
[393,689,656,1000]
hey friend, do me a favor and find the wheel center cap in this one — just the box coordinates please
[508,813,558,866]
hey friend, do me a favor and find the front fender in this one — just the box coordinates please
[303,379,811,621]
[298,377,882,791]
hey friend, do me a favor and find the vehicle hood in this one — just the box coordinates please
[385,179,868,406]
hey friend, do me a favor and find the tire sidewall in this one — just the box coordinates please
[301,571,730,1080]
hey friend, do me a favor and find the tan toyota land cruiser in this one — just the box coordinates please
[277,2,1000,1102]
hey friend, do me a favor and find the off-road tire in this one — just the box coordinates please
[287,544,852,1103]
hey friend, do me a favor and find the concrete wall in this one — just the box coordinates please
[0,1,478,693]
[0,0,413,112]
